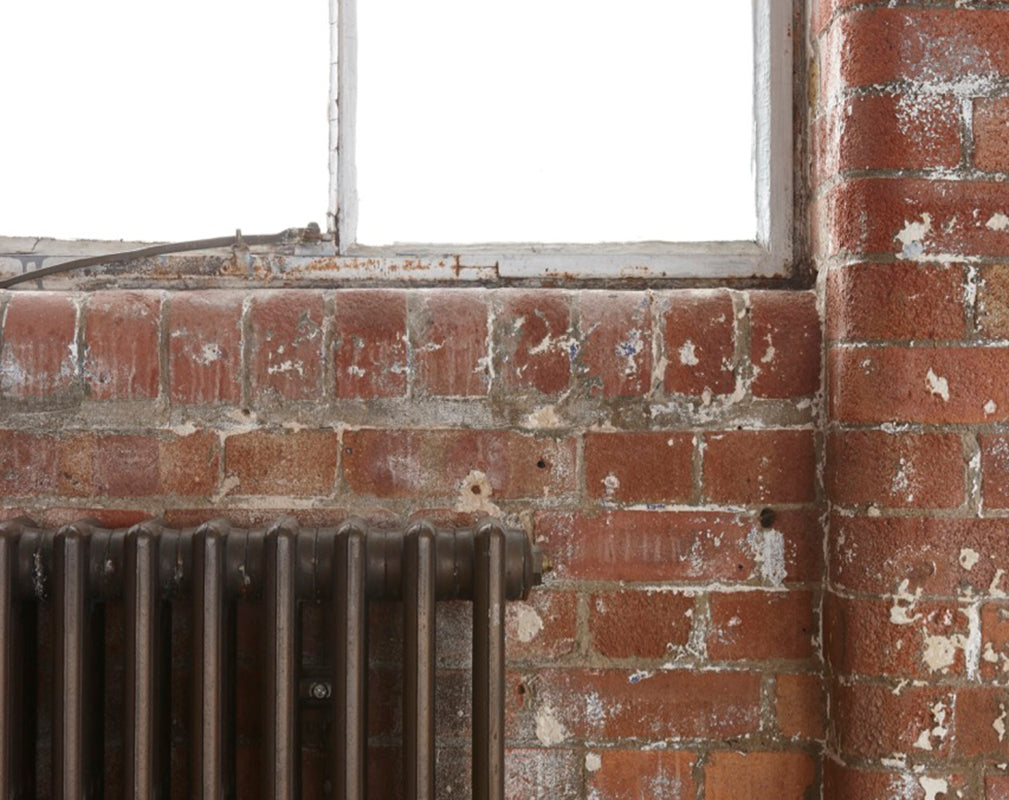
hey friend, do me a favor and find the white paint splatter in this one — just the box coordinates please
[995,703,1007,742]
[535,705,569,745]
[524,405,563,429]
[986,212,1009,232]
[196,343,223,365]
[922,634,963,673]
[746,527,787,587]
[585,752,601,773]
[919,777,948,800]
[960,548,980,571]
[454,471,503,517]
[925,368,950,402]
[992,569,1007,598]
[678,340,699,366]
[509,603,543,643]
[986,400,998,416]
[896,213,932,259]
[890,579,922,626]
[760,333,776,364]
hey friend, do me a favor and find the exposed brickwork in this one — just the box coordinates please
[750,291,820,398]
[333,290,408,399]
[975,97,1009,172]
[168,292,243,405]
[248,290,325,404]
[661,290,736,397]
[1,292,78,399]
[578,292,652,398]
[705,751,816,800]
[82,290,161,400]
[584,431,694,503]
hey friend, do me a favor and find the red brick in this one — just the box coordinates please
[750,291,820,398]
[815,94,961,186]
[976,97,1009,172]
[537,509,814,584]
[586,750,697,800]
[249,290,324,404]
[952,687,1009,758]
[830,515,1009,597]
[825,177,1009,258]
[341,429,576,499]
[982,436,1009,508]
[495,291,572,395]
[826,263,966,342]
[531,669,760,740]
[776,673,825,740]
[826,431,964,509]
[831,346,1009,424]
[825,762,968,800]
[708,591,815,661]
[823,593,968,679]
[411,291,489,397]
[223,430,338,497]
[988,775,1009,800]
[1,292,78,398]
[823,9,1009,94]
[774,509,825,585]
[703,430,816,504]
[981,603,1009,682]
[505,590,578,662]
[589,590,693,659]
[82,291,160,400]
[0,431,92,497]
[705,751,815,800]
[832,682,955,758]
[504,748,581,800]
[579,292,652,398]
[333,290,407,399]
[167,292,243,404]
[979,265,1009,339]
[584,432,694,504]
[92,432,219,498]
[662,290,736,396]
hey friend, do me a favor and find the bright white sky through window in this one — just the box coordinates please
[356,0,756,246]
[0,0,329,243]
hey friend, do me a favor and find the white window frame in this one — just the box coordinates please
[330,0,794,280]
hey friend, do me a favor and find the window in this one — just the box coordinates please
[0,0,792,281]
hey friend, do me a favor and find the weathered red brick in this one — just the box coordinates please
[584,432,694,504]
[981,603,1009,682]
[662,290,736,396]
[708,591,816,662]
[342,429,576,499]
[823,593,968,679]
[826,263,966,342]
[92,432,219,497]
[223,430,338,497]
[776,673,825,740]
[537,509,814,585]
[505,590,578,662]
[830,346,1009,424]
[586,750,697,800]
[976,97,1009,172]
[249,290,324,404]
[706,751,815,800]
[703,430,816,504]
[979,265,1009,339]
[823,9,1009,94]
[830,515,1009,597]
[82,291,160,400]
[831,681,955,758]
[952,687,1009,758]
[578,292,652,398]
[826,431,964,509]
[815,93,961,185]
[167,292,243,405]
[0,431,92,497]
[1,292,78,399]
[750,291,820,398]
[824,761,968,800]
[529,669,761,740]
[825,177,1009,258]
[333,290,408,399]
[504,748,582,800]
[411,291,489,397]
[495,291,572,396]
[988,775,1009,800]
[589,590,694,659]
[981,435,1009,509]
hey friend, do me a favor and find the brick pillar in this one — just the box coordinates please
[816,1,1009,797]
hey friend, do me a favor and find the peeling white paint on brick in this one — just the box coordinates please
[745,527,786,587]
[454,470,503,517]
[896,213,932,259]
[584,752,601,773]
[959,548,980,570]
[891,579,922,626]
[509,603,543,643]
[678,339,699,366]
[534,705,569,746]
[986,212,1009,232]
[925,368,950,402]
[919,777,948,800]
[995,703,1007,743]
[985,399,998,416]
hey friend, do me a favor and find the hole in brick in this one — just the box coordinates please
[344,447,353,456]
[471,485,482,495]
[516,683,526,696]
[241,408,251,416]
[759,507,776,528]
[536,459,547,469]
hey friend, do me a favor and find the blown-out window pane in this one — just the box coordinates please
[0,0,329,242]
[355,0,756,246]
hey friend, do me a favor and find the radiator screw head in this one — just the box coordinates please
[310,681,332,700]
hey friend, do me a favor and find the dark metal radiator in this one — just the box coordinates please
[0,517,543,800]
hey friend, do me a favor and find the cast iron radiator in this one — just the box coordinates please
[0,516,543,800]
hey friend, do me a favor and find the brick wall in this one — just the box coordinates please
[0,287,822,799]
[815,0,1009,798]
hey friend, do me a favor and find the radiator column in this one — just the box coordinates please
[404,523,437,800]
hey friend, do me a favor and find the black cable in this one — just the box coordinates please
[0,227,312,289]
